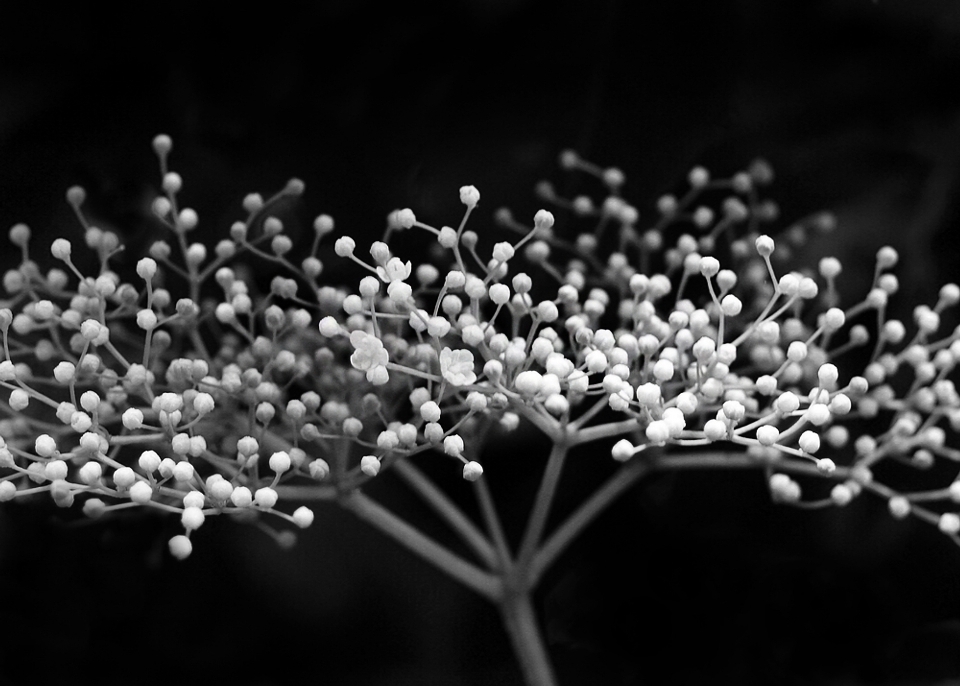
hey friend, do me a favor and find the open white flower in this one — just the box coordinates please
[377,256,412,283]
[439,347,476,386]
[350,330,389,371]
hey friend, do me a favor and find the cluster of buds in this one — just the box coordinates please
[1,135,960,562]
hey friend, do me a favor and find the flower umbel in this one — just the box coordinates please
[1,135,959,686]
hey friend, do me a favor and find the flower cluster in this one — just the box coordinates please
[2,134,960,568]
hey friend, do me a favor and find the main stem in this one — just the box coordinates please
[500,588,557,686]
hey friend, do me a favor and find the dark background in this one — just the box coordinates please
[1,1,960,684]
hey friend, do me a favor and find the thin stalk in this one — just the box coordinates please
[529,455,652,586]
[340,491,501,601]
[473,474,513,569]
[516,441,568,571]
[391,458,498,570]
[530,450,842,585]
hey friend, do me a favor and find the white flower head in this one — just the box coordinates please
[377,256,413,283]
[459,185,480,209]
[440,347,476,386]
[350,330,389,371]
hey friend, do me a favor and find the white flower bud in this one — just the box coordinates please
[35,434,57,458]
[269,451,292,474]
[756,425,780,446]
[703,419,727,441]
[939,513,960,535]
[293,506,315,528]
[181,507,205,531]
[360,455,381,477]
[129,481,153,504]
[113,466,137,489]
[254,487,279,508]
[168,535,193,560]
[462,461,483,481]
[798,431,820,454]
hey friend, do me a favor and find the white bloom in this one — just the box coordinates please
[377,257,413,283]
[350,330,389,371]
[439,347,476,386]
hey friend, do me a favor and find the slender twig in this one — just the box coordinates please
[529,450,848,585]
[391,458,498,570]
[473,474,513,569]
[340,491,502,601]
[530,454,651,585]
[516,441,568,573]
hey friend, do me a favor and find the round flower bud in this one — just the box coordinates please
[293,506,315,528]
[636,383,661,406]
[44,459,68,481]
[514,370,543,396]
[183,491,207,509]
[50,238,72,261]
[137,257,158,281]
[798,431,820,454]
[53,361,76,384]
[756,425,780,446]
[79,461,102,485]
[775,392,800,414]
[269,451,292,474]
[360,455,381,477]
[887,496,911,519]
[939,513,960,535]
[831,484,853,506]
[35,434,57,458]
[755,375,777,396]
[611,439,635,462]
[113,466,137,489]
[698,256,720,278]
[79,390,100,413]
[786,341,807,362]
[443,435,464,457]
[645,420,671,444]
[136,309,158,330]
[462,461,484,482]
[755,235,775,256]
[652,358,674,382]
[676,392,698,415]
[334,236,356,257]
[720,294,742,317]
[817,457,836,474]
[692,337,716,363]
[181,507,205,531]
[193,392,215,415]
[254,487,279,508]
[459,185,480,209]
[129,481,153,504]
[172,461,195,482]
[703,419,727,441]
[229,486,253,508]
[168,535,193,560]
[876,246,898,269]
[138,450,161,473]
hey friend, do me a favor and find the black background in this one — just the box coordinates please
[1,1,960,684]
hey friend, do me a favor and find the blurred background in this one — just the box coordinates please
[1,1,960,684]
